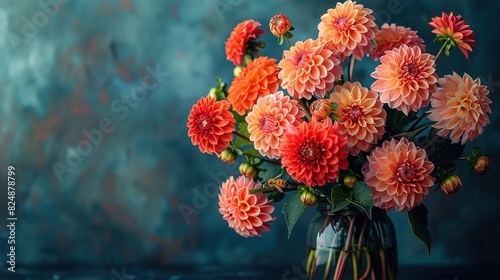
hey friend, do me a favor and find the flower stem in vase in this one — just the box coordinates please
[333,216,356,280]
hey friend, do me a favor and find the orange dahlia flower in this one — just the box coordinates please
[330,82,386,156]
[227,56,280,115]
[225,19,266,66]
[372,23,426,61]
[427,73,491,145]
[429,12,476,59]
[278,39,343,100]
[317,0,377,61]
[246,91,305,159]
[371,45,438,115]
[280,118,349,186]
[187,96,235,155]
[363,137,435,212]
[218,176,275,237]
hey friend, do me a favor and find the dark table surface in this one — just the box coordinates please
[0,264,497,280]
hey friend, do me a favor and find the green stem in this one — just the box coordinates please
[233,131,250,142]
[408,112,428,132]
[242,152,280,165]
[285,36,292,48]
[248,186,297,194]
[333,216,356,280]
[434,42,447,62]
[348,55,355,83]
[298,98,312,121]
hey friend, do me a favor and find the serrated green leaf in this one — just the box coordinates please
[347,182,373,219]
[408,204,432,255]
[283,192,307,238]
[233,122,252,147]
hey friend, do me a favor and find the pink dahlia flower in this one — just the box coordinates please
[278,38,343,100]
[317,0,377,61]
[218,176,275,237]
[363,137,435,212]
[246,91,304,159]
[427,72,491,144]
[372,23,426,61]
[330,82,387,156]
[371,45,438,115]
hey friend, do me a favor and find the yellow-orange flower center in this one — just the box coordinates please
[198,114,212,131]
[397,161,416,183]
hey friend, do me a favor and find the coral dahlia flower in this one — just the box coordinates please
[269,14,292,37]
[371,45,438,115]
[246,91,305,159]
[372,23,426,61]
[227,56,280,115]
[225,19,266,66]
[427,73,491,145]
[330,82,386,155]
[278,39,343,100]
[363,137,435,212]
[218,176,275,237]
[187,96,235,155]
[429,12,476,59]
[317,0,377,61]
[280,118,349,186]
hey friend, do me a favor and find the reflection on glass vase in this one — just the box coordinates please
[306,204,397,280]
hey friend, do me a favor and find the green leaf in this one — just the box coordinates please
[233,122,252,147]
[347,182,373,219]
[408,204,432,255]
[259,163,283,181]
[277,35,284,46]
[283,192,307,238]
[331,184,352,212]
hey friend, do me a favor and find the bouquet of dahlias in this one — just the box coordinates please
[187,0,492,278]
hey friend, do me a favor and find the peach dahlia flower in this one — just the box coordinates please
[427,72,491,145]
[246,91,305,159]
[363,137,435,212]
[280,118,349,186]
[278,39,343,100]
[218,176,275,237]
[187,96,235,155]
[330,82,386,156]
[227,56,280,115]
[317,0,377,61]
[371,45,438,115]
[372,23,426,61]
[225,20,266,66]
[429,12,475,59]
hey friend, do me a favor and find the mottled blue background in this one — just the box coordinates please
[0,0,499,270]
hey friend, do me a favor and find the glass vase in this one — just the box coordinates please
[306,204,397,280]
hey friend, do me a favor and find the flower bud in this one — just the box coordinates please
[300,190,318,206]
[440,174,462,195]
[473,156,491,175]
[233,66,243,77]
[208,87,217,99]
[310,99,333,121]
[218,149,237,163]
[269,14,292,37]
[343,175,357,189]
[239,162,258,179]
